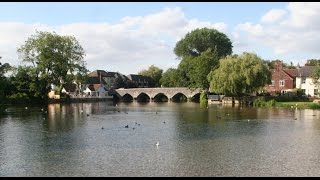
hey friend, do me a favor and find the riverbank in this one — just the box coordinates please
[48,96,113,104]
[275,101,320,109]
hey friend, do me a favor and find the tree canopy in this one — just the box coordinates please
[17,31,88,98]
[174,27,233,59]
[208,52,271,97]
[160,68,183,87]
[170,28,233,89]
[178,49,220,89]
[138,65,163,87]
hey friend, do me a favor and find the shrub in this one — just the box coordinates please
[253,97,276,107]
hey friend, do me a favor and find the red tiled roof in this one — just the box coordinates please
[283,69,299,78]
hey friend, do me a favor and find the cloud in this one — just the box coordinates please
[233,2,320,64]
[0,6,228,75]
[261,9,287,24]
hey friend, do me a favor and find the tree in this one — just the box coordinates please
[172,27,233,90]
[174,27,233,59]
[178,49,220,89]
[311,65,320,87]
[17,31,88,100]
[305,59,320,66]
[0,62,12,102]
[160,68,182,87]
[138,65,163,87]
[208,52,271,103]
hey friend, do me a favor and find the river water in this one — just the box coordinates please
[1,101,320,177]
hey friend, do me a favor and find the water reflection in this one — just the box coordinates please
[1,102,320,176]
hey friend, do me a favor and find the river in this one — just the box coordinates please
[1,101,320,176]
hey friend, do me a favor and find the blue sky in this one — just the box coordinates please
[0,2,319,74]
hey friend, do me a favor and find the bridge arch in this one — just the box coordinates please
[171,92,188,102]
[114,88,201,103]
[191,93,201,102]
[153,93,169,102]
[122,93,133,102]
[136,92,151,102]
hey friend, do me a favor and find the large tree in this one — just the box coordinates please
[0,61,12,102]
[138,65,163,87]
[178,49,220,89]
[17,31,88,98]
[208,52,271,102]
[174,27,233,59]
[172,27,233,89]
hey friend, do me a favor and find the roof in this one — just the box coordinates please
[85,77,101,84]
[88,70,112,78]
[127,74,154,82]
[88,70,129,81]
[63,83,77,92]
[284,69,299,78]
[297,66,315,77]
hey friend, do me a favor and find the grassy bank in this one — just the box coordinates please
[275,101,320,109]
[253,97,320,109]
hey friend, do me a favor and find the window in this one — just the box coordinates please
[279,80,285,87]
[270,80,275,86]
[302,78,306,84]
[315,89,318,96]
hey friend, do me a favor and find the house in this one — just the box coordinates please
[264,60,298,95]
[88,70,129,89]
[61,83,79,97]
[126,74,155,88]
[296,66,318,97]
[83,76,108,97]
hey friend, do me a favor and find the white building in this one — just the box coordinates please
[296,66,319,97]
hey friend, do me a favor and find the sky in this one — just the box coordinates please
[1,2,320,75]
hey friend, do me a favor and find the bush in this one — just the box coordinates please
[8,93,30,104]
[253,97,276,107]
[200,91,208,108]
[308,103,320,109]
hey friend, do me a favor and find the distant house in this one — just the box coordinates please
[88,70,129,90]
[61,83,79,97]
[296,66,318,97]
[264,60,298,95]
[83,83,108,97]
[126,74,155,88]
[83,75,108,97]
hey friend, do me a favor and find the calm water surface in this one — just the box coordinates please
[1,101,320,176]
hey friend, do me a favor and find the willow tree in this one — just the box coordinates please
[208,52,271,103]
[18,31,88,99]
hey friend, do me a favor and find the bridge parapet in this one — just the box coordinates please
[115,87,201,100]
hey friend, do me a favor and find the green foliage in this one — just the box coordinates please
[208,52,271,98]
[138,65,163,87]
[312,65,320,87]
[253,97,276,107]
[200,91,208,108]
[174,27,232,59]
[178,49,220,89]
[305,59,320,66]
[160,68,184,87]
[8,93,30,104]
[308,103,320,109]
[0,62,13,103]
[170,27,233,89]
[17,31,88,98]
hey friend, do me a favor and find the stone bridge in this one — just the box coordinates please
[114,87,201,102]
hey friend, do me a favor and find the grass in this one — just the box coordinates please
[275,101,320,109]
